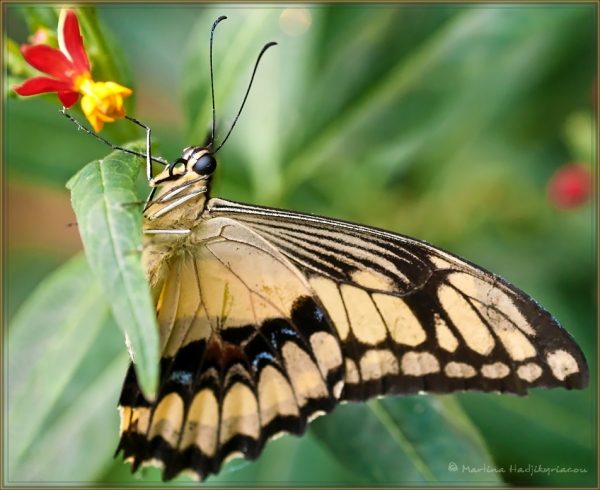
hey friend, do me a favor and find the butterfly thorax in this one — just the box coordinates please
[144,176,210,231]
[141,146,217,290]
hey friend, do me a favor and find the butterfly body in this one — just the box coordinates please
[117,144,589,481]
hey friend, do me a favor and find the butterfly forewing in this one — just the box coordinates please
[117,197,588,481]
[206,198,589,398]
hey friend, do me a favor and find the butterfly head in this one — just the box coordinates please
[151,146,217,186]
[182,146,218,177]
[144,146,217,224]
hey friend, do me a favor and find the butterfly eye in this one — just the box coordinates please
[168,157,187,177]
[192,154,217,176]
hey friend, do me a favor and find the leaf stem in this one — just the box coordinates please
[368,399,438,483]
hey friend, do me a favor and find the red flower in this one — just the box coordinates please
[14,10,91,107]
[547,163,593,210]
[13,9,132,132]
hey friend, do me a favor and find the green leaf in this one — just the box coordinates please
[310,396,501,484]
[11,351,128,483]
[280,7,590,196]
[563,111,596,165]
[459,390,597,486]
[7,254,110,475]
[66,147,159,399]
[6,37,36,79]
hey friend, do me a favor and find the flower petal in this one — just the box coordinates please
[88,115,104,133]
[95,112,115,123]
[13,76,73,96]
[58,90,80,108]
[61,10,90,73]
[104,81,133,96]
[21,44,81,83]
[80,94,96,116]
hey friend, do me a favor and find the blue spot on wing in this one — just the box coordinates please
[169,370,193,385]
[314,308,324,322]
[253,351,274,369]
[270,327,299,349]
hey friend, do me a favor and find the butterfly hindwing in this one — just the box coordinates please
[117,218,344,480]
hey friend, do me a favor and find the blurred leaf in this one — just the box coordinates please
[459,390,597,486]
[7,254,109,476]
[67,147,159,399]
[4,252,69,323]
[11,345,128,482]
[563,111,596,164]
[280,7,590,197]
[17,6,60,35]
[5,37,34,77]
[311,396,500,484]
[6,98,139,187]
[181,9,282,145]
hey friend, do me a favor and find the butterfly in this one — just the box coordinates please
[65,16,589,483]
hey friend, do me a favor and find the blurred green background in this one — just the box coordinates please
[4,3,596,486]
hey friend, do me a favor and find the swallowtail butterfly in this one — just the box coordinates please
[66,16,589,482]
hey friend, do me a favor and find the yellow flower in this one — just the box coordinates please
[78,79,133,132]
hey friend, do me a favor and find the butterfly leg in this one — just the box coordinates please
[60,107,168,166]
[143,229,192,235]
[124,115,160,184]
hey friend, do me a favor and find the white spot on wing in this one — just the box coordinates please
[351,270,397,292]
[401,351,440,376]
[258,365,299,426]
[180,389,219,456]
[444,362,477,378]
[481,362,510,379]
[429,256,455,269]
[148,393,184,447]
[345,358,360,384]
[220,383,260,444]
[488,323,536,361]
[360,349,400,381]
[547,349,579,381]
[517,363,543,382]
[282,342,328,406]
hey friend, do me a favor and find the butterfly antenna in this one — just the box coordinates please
[209,16,227,149]
[212,41,277,154]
